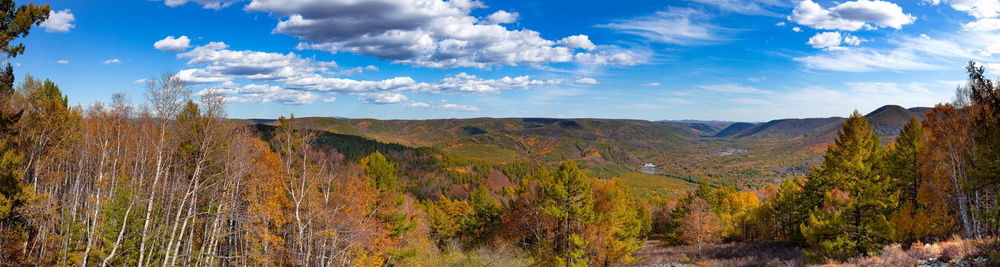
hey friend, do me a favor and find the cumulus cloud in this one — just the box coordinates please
[575,78,599,85]
[487,10,518,24]
[808,32,843,49]
[154,36,192,52]
[177,43,559,105]
[807,32,865,50]
[242,0,636,68]
[558,35,596,51]
[789,0,915,31]
[103,58,122,64]
[329,65,379,76]
[600,7,730,45]
[698,83,771,94]
[843,35,866,45]
[202,83,333,105]
[57,60,70,64]
[41,9,75,33]
[176,42,337,83]
[361,93,408,104]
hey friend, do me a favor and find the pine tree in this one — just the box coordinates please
[540,160,595,266]
[799,111,898,261]
[886,118,923,205]
[361,151,399,192]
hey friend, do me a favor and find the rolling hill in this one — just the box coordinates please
[242,105,930,197]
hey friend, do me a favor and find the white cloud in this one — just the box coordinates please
[807,32,864,50]
[789,0,915,31]
[163,0,238,9]
[698,83,771,94]
[963,18,1000,31]
[133,78,148,84]
[154,36,192,52]
[361,93,408,104]
[843,35,866,45]
[600,7,729,45]
[175,42,338,84]
[200,83,333,105]
[792,26,802,32]
[642,82,662,87]
[487,10,519,24]
[329,65,379,76]
[174,42,559,105]
[575,77,599,85]
[775,22,786,26]
[103,58,122,64]
[407,101,479,111]
[558,35,597,51]
[242,0,637,68]
[406,102,432,108]
[795,34,980,72]
[40,9,75,33]
[56,60,70,64]
[935,0,1000,19]
[807,32,843,49]
[438,103,480,111]
[795,48,942,72]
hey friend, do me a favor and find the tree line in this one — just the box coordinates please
[649,61,1000,263]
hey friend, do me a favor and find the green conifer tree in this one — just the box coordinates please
[541,160,595,266]
[799,111,899,261]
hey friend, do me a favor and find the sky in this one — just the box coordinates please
[15,0,1000,122]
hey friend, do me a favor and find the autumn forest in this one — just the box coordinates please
[7,1,1000,266]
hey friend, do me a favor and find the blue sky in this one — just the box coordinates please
[16,0,1000,121]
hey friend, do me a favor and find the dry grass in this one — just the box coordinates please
[633,236,995,267]
[631,241,803,266]
[833,236,989,266]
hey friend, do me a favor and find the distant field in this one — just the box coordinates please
[615,172,699,199]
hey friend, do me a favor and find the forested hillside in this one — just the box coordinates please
[4,1,1000,265]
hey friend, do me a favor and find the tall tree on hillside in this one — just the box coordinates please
[886,117,954,242]
[886,118,923,204]
[541,160,595,266]
[0,2,51,263]
[677,197,720,251]
[965,61,1000,237]
[763,177,807,244]
[921,104,974,238]
[799,111,898,261]
[361,151,399,192]
[586,179,647,266]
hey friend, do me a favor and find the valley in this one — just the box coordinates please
[242,104,927,199]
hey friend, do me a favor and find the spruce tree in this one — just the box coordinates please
[886,118,923,204]
[541,160,595,266]
[361,151,399,191]
[799,111,898,261]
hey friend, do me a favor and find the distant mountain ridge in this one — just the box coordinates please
[712,105,929,140]
[239,105,932,190]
